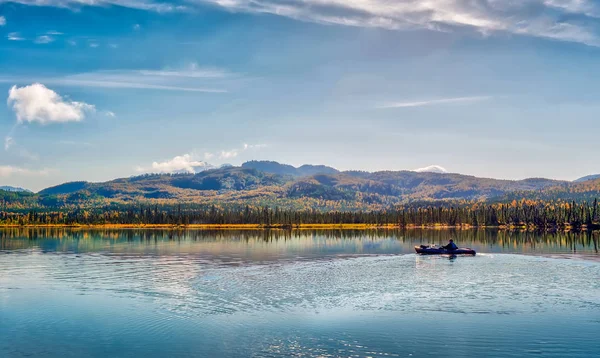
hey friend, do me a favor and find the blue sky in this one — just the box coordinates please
[1,0,600,191]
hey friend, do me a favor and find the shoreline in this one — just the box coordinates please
[0,223,598,231]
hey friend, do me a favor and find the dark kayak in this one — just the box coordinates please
[415,245,476,255]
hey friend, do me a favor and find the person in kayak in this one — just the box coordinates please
[441,239,458,251]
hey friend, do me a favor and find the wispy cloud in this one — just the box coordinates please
[34,35,54,44]
[8,1,600,45]
[243,143,268,150]
[4,136,14,151]
[138,62,231,78]
[192,0,600,46]
[0,16,5,26]
[0,165,50,178]
[1,0,187,13]
[58,140,92,147]
[219,149,239,160]
[7,1,600,45]
[0,63,233,93]
[379,96,492,109]
[4,135,40,160]
[7,32,25,41]
[51,78,227,93]
[216,142,268,160]
[0,77,228,93]
[46,30,63,35]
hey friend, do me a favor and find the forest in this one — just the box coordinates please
[1,198,599,230]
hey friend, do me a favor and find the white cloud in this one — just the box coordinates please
[11,1,600,45]
[141,143,268,174]
[34,35,54,44]
[7,32,25,41]
[139,153,212,173]
[133,23,141,31]
[413,165,449,174]
[192,0,600,46]
[0,16,6,26]
[7,83,96,124]
[0,165,50,178]
[105,111,116,117]
[89,42,99,48]
[46,30,63,35]
[379,96,491,109]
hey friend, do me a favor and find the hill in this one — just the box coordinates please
[4,161,595,211]
[0,186,32,193]
[241,160,339,177]
[575,174,600,183]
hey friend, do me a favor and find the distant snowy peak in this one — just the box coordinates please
[413,165,448,174]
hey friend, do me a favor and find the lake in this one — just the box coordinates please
[1,229,599,357]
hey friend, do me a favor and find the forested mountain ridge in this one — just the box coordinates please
[575,174,600,183]
[2,161,598,211]
[0,186,32,193]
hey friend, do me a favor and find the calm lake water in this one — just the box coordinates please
[1,229,599,357]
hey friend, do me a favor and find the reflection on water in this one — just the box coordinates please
[1,229,600,357]
[1,228,598,257]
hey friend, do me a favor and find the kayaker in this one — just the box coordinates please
[442,239,458,251]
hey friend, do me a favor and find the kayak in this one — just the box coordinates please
[414,245,476,255]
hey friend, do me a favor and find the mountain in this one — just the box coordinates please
[241,161,339,177]
[6,161,590,211]
[0,186,32,193]
[574,174,600,183]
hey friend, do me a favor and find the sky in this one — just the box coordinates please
[1,0,600,191]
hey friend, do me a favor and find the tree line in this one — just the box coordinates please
[0,199,599,229]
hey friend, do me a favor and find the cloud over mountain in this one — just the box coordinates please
[413,165,449,174]
[145,154,213,174]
